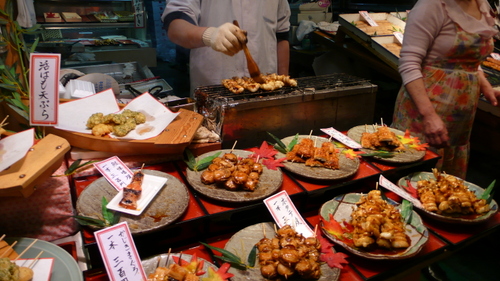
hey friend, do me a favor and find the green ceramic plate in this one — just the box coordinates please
[398,171,499,224]
[319,193,429,260]
[5,237,83,281]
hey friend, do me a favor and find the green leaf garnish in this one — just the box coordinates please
[481,179,496,203]
[184,149,222,171]
[247,244,257,267]
[401,199,413,224]
[267,131,287,154]
[200,242,248,270]
[70,196,120,228]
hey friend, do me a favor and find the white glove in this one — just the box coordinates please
[202,22,246,56]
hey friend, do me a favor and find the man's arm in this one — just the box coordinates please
[277,39,290,75]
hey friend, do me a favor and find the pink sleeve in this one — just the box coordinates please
[399,0,447,85]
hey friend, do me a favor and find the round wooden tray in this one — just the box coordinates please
[46,109,203,155]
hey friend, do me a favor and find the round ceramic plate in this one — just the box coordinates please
[398,172,499,224]
[346,125,426,163]
[276,135,360,180]
[319,193,429,260]
[5,237,83,281]
[142,252,217,279]
[224,222,341,281]
[76,169,189,235]
[185,149,283,203]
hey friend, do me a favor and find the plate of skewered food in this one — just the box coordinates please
[346,124,427,163]
[142,252,221,281]
[1,236,83,281]
[76,169,189,235]
[223,222,341,281]
[319,190,429,260]
[185,149,283,203]
[397,169,498,224]
[276,135,360,180]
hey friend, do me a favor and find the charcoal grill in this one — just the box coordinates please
[195,73,378,149]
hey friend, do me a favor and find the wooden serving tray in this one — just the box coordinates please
[45,108,203,155]
[0,134,70,197]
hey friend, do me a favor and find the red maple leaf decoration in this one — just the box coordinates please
[402,178,419,198]
[262,157,286,170]
[248,141,278,160]
[202,263,234,281]
[172,253,206,275]
[316,224,350,269]
[320,214,344,239]
[320,248,349,269]
[45,12,58,18]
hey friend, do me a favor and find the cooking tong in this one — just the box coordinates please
[233,20,265,84]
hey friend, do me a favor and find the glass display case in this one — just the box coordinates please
[33,0,156,67]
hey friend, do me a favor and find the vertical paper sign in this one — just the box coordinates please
[132,0,145,28]
[359,11,378,26]
[94,156,134,191]
[264,191,314,237]
[29,53,60,126]
[94,222,147,281]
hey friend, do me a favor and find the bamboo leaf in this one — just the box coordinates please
[267,131,287,151]
[247,244,257,267]
[199,241,245,266]
[401,199,413,224]
[183,148,196,170]
[102,197,116,225]
[481,179,496,201]
[70,215,106,227]
[193,151,222,171]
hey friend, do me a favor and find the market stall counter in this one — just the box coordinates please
[58,134,500,281]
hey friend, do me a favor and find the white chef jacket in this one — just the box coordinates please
[162,0,291,95]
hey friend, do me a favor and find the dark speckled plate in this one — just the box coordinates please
[347,125,426,163]
[76,169,189,235]
[185,149,283,203]
[224,222,341,281]
[276,135,360,180]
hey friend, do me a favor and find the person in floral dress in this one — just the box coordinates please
[392,0,500,178]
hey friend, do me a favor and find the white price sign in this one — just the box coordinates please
[359,11,378,26]
[94,222,147,281]
[378,175,422,208]
[264,191,314,238]
[94,156,134,191]
[321,127,362,149]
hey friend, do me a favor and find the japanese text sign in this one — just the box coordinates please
[133,0,145,28]
[378,175,423,208]
[29,53,60,126]
[321,127,362,149]
[94,222,147,281]
[94,156,134,191]
[264,191,314,237]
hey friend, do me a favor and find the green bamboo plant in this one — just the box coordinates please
[0,0,41,136]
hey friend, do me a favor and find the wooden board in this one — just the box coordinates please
[45,108,203,155]
[0,134,70,197]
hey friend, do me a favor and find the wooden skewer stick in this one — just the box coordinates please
[231,140,238,152]
[0,234,5,242]
[28,250,44,268]
[0,115,8,127]
[308,130,313,138]
[381,117,384,126]
[313,224,318,237]
[0,241,17,258]
[15,239,38,261]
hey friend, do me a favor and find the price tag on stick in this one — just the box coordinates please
[263,191,314,237]
[359,11,378,26]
